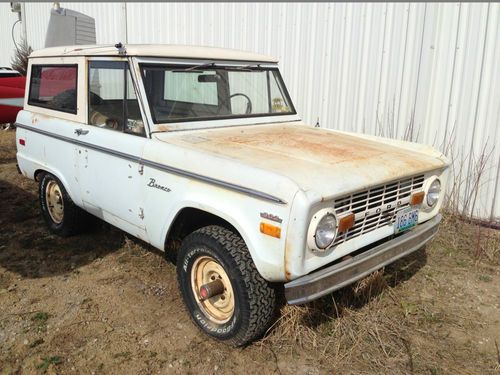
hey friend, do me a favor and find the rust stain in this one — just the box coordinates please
[30,112,50,125]
[156,124,175,132]
[283,231,293,281]
[162,123,444,188]
[152,122,447,211]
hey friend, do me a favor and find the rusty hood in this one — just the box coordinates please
[153,123,448,202]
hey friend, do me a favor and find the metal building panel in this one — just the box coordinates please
[0,2,497,219]
[0,3,22,67]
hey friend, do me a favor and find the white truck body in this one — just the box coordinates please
[16,44,448,301]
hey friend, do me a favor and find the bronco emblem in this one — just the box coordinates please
[147,178,171,192]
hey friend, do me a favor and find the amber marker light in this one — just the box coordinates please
[260,222,281,239]
[410,191,425,206]
[338,213,355,233]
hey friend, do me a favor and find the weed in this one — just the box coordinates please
[478,274,492,282]
[32,312,49,324]
[400,301,418,317]
[36,356,62,372]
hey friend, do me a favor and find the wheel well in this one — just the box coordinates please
[34,169,47,181]
[165,207,238,253]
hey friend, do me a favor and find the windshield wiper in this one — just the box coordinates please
[221,64,261,72]
[173,63,263,73]
[172,62,216,73]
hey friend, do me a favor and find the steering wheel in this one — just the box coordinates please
[230,93,253,114]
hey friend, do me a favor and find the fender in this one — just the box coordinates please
[16,151,83,206]
[154,197,290,282]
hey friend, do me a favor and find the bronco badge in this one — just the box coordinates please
[147,178,171,192]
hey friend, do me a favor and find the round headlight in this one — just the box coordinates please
[427,179,441,207]
[315,214,337,249]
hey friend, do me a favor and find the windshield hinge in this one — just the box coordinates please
[138,208,144,220]
[138,164,144,175]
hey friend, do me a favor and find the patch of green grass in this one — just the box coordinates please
[148,351,157,358]
[400,301,418,317]
[31,312,49,332]
[478,274,492,282]
[32,312,49,324]
[36,356,62,372]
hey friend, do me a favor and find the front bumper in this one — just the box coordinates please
[285,214,442,305]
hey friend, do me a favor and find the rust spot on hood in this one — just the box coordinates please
[156,123,446,201]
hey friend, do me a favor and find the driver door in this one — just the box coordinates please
[76,59,149,240]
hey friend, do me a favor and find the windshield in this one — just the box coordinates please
[140,64,295,123]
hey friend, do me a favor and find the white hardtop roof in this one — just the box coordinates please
[30,44,278,63]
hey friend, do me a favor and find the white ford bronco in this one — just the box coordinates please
[16,44,448,346]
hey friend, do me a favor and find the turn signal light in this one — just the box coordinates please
[338,213,355,233]
[410,191,425,206]
[260,222,281,239]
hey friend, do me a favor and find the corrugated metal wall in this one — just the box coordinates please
[1,2,499,221]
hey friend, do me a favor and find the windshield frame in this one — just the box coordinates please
[133,57,300,132]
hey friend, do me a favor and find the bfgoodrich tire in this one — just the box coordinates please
[39,173,90,237]
[177,225,276,346]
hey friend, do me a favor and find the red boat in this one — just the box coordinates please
[0,68,25,124]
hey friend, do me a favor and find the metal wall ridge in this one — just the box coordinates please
[0,2,498,220]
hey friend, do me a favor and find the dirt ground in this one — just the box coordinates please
[0,129,499,375]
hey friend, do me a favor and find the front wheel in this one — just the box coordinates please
[177,225,276,346]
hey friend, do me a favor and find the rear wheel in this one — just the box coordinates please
[39,173,90,236]
[177,225,276,346]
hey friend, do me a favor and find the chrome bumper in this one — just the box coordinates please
[285,214,442,305]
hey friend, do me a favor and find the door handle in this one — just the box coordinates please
[75,128,89,136]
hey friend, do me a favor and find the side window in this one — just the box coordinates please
[269,71,292,113]
[88,61,145,136]
[28,65,78,114]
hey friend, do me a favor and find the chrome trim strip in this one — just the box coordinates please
[285,214,442,305]
[15,122,286,204]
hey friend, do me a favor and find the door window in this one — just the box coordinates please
[88,61,146,136]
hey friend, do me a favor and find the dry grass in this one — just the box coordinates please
[374,104,499,225]
[259,214,500,374]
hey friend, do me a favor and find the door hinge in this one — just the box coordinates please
[138,164,144,175]
[139,208,144,220]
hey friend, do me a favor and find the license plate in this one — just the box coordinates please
[394,208,419,234]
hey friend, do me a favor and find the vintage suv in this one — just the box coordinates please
[16,44,448,346]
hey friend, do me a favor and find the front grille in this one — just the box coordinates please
[332,174,425,246]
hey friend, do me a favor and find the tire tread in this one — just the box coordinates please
[178,225,276,346]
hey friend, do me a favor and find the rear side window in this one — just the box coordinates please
[28,65,78,114]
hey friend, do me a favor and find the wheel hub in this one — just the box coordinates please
[191,255,234,324]
[45,180,64,224]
